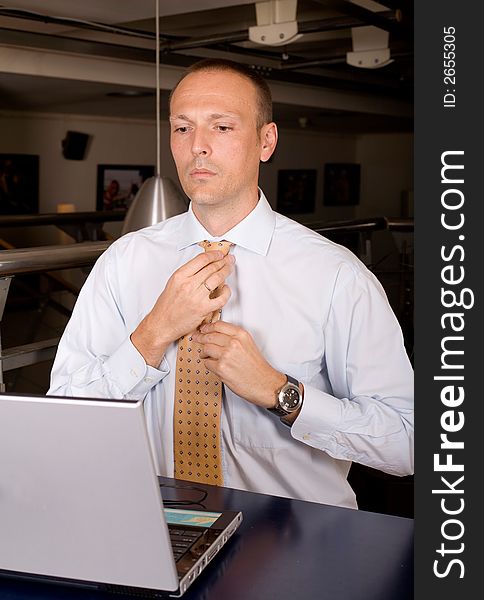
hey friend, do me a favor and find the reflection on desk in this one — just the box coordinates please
[1,477,413,600]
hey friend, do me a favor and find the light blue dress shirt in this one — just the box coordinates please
[49,192,414,509]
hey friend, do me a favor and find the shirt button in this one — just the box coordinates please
[303,434,311,440]
[144,376,153,384]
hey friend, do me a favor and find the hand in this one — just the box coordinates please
[131,250,235,367]
[191,321,286,408]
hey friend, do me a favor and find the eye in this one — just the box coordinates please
[173,125,191,134]
[215,125,233,133]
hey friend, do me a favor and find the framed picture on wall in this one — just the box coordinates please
[323,163,360,206]
[96,164,155,211]
[0,153,39,215]
[277,169,317,215]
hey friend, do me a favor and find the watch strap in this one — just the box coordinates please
[268,404,290,418]
[285,374,298,387]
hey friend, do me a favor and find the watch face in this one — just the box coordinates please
[281,386,301,411]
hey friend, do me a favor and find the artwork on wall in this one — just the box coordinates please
[323,163,360,206]
[96,164,155,211]
[276,169,317,215]
[0,153,39,215]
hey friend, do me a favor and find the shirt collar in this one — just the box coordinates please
[176,189,276,256]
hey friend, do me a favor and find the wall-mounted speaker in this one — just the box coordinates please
[62,131,90,160]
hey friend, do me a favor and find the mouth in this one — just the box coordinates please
[189,168,216,179]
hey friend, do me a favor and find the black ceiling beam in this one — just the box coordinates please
[0,28,157,63]
[279,50,412,72]
[162,11,398,52]
[370,0,413,13]
[310,0,404,34]
[0,7,174,41]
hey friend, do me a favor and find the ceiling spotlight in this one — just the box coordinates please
[347,26,393,69]
[249,0,302,46]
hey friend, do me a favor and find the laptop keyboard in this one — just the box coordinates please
[168,527,204,562]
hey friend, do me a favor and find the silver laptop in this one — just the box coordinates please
[0,393,242,597]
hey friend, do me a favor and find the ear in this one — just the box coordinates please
[259,122,278,162]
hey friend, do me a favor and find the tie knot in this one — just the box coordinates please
[199,240,234,256]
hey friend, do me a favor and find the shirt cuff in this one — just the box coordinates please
[103,336,170,397]
[290,384,343,450]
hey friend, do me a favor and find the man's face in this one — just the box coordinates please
[169,70,271,210]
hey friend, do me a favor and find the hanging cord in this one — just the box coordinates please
[155,0,161,178]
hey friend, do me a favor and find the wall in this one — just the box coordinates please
[355,132,413,219]
[0,110,413,244]
[259,128,358,224]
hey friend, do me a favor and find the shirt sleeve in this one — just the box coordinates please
[290,263,414,477]
[48,245,170,400]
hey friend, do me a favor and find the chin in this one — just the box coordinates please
[185,186,222,206]
[191,195,221,207]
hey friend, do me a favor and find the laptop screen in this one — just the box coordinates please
[0,394,180,591]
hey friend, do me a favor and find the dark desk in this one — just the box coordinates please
[1,478,413,600]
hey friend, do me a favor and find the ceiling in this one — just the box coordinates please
[0,0,414,133]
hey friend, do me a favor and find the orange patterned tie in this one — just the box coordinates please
[173,240,233,485]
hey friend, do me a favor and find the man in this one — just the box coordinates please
[49,59,413,509]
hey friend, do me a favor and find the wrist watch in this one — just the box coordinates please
[268,374,303,420]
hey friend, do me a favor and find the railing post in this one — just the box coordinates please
[0,276,13,392]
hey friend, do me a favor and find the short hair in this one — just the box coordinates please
[169,58,273,129]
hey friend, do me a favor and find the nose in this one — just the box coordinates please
[191,128,210,157]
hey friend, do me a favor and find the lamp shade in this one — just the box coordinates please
[121,175,187,235]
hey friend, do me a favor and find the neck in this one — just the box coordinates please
[192,193,259,237]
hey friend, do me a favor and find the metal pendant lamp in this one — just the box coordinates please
[121,0,187,235]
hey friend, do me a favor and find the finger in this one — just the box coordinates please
[192,331,231,347]
[199,342,225,360]
[200,284,232,316]
[203,284,231,313]
[202,261,235,292]
[178,249,224,277]
[202,357,220,377]
[199,320,241,336]
[194,255,235,290]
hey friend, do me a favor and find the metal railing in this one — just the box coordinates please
[303,216,413,235]
[0,241,111,276]
[0,210,126,243]
[0,241,111,390]
[0,210,126,228]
